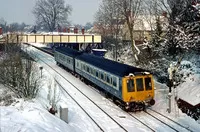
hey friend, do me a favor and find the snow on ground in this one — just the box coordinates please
[177,61,200,106]
[1,43,200,132]
[1,100,73,132]
[152,60,200,130]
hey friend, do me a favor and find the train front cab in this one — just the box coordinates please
[122,73,155,111]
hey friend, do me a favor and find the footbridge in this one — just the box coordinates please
[1,33,101,44]
[0,33,102,51]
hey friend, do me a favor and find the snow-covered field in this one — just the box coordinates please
[0,43,200,132]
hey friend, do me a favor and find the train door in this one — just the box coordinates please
[135,76,154,102]
[122,76,137,102]
[135,77,146,101]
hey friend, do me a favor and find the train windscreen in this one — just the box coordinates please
[145,77,152,90]
[127,79,135,92]
[136,78,144,91]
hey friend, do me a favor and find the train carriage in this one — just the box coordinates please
[54,47,81,71]
[75,53,155,111]
[54,47,155,111]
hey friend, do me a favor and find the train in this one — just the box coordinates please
[54,47,155,111]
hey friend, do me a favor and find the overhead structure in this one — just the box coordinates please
[4,33,101,44]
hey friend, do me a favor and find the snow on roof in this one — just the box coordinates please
[178,74,200,106]
[177,61,200,106]
[133,15,168,31]
[92,49,107,52]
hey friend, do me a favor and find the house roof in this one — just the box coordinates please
[132,15,168,31]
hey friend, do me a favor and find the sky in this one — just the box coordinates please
[0,0,102,25]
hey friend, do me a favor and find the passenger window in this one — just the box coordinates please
[87,66,89,72]
[127,79,135,92]
[106,75,110,84]
[145,78,152,90]
[93,69,96,76]
[113,77,117,87]
[136,78,144,91]
[101,72,104,80]
[83,65,86,71]
[96,71,99,77]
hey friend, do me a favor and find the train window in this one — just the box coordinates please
[136,78,144,91]
[145,77,152,90]
[91,68,94,75]
[81,63,83,70]
[96,70,99,77]
[87,66,89,72]
[83,65,86,71]
[93,69,96,76]
[77,62,79,67]
[106,75,110,84]
[101,72,104,80]
[127,79,135,92]
[89,67,92,73]
[113,77,117,87]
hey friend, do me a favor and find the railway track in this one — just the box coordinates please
[26,45,131,132]
[24,44,197,132]
[127,109,194,132]
[146,109,194,132]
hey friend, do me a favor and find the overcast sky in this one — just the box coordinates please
[0,0,101,25]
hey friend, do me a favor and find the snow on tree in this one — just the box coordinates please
[166,0,200,54]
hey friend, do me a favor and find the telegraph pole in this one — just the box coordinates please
[167,55,183,113]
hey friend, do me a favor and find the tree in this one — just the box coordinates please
[84,22,93,30]
[33,0,72,32]
[0,42,42,99]
[47,78,60,114]
[165,0,200,54]
[112,0,142,62]
[0,18,7,33]
[94,0,125,60]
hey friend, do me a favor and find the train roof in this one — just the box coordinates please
[76,53,149,77]
[55,47,82,57]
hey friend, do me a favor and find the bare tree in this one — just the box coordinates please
[0,18,8,33]
[0,43,42,99]
[115,0,143,62]
[47,78,60,114]
[94,0,125,60]
[94,0,120,37]
[33,0,72,32]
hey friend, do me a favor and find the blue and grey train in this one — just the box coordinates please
[54,47,155,111]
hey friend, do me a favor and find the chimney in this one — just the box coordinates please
[82,28,85,34]
[0,27,2,35]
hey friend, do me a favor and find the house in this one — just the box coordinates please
[91,15,168,45]
[122,15,168,45]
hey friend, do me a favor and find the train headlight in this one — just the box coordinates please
[143,72,150,75]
